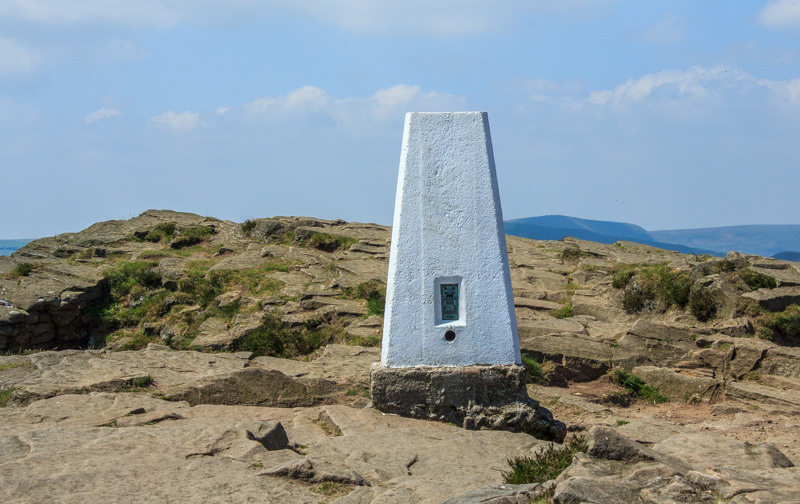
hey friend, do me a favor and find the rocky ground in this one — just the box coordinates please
[1,210,800,503]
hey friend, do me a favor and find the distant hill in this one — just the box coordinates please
[771,251,800,262]
[650,225,800,258]
[504,216,800,259]
[0,239,35,256]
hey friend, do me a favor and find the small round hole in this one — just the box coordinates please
[444,330,456,342]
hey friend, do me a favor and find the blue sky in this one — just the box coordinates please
[2,1,800,239]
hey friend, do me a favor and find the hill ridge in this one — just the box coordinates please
[504,214,800,258]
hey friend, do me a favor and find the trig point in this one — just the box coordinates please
[370,112,565,441]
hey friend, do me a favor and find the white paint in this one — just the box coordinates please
[381,112,521,367]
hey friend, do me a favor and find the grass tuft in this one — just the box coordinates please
[521,354,547,384]
[503,435,588,484]
[761,304,800,342]
[344,281,386,317]
[612,368,668,404]
[143,222,176,243]
[0,387,19,407]
[240,219,257,236]
[616,263,708,316]
[4,263,36,279]
[551,301,573,319]
[171,226,216,249]
[740,268,777,291]
[689,285,717,322]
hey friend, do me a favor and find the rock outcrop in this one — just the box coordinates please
[2,210,800,502]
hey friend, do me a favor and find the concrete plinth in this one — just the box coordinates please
[370,364,566,442]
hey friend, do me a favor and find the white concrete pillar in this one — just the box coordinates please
[381,111,521,367]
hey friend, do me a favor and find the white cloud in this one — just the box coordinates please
[0,0,180,27]
[586,66,752,106]
[517,65,800,116]
[281,0,616,36]
[215,107,229,115]
[513,78,583,103]
[100,39,149,62]
[0,0,614,35]
[85,107,121,123]
[757,0,800,30]
[633,14,685,45]
[149,110,199,133]
[0,38,41,81]
[244,84,463,123]
[246,85,332,116]
[363,84,461,119]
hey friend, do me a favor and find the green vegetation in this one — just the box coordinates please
[132,375,154,388]
[615,262,715,319]
[716,259,738,273]
[113,374,154,391]
[612,368,668,404]
[740,268,777,291]
[314,418,342,437]
[616,420,629,426]
[503,435,588,485]
[345,386,370,397]
[236,314,345,358]
[103,261,161,298]
[171,226,216,249]
[3,263,36,279]
[117,331,162,351]
[565,282,585,296]
[761,304,800,342]
[741,371,760,382]
[347,333,381,347]
[315,481,349,497]
[0,361,32,372]
[178,260,288,308]
[735,298,764,318]
[621,285,653,313]
[551,301,573,319]
[689,285,717,322]
[144,222,176,243]
[344,281,386,317]
[612,265,638,289]
[560,248,584,261]
[93,251,298,351]
[636,263,693,308]
[521,354,547,384]
[307,232,358,252]
[0,387,18,407]
[240,219,257,236]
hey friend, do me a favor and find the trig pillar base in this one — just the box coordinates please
[370,364,566,442]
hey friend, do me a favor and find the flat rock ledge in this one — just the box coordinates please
[369,364,566,442]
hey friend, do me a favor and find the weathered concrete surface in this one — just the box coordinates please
[381,112,520,367]
[370,363,566,442]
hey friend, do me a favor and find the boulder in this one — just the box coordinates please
[758,346,800,379]
[519,334,612,382]
[190,317,233,350]
[652,433,794,471]
[631,365,719,402]
[162,367,339,407]
[615,319,696,367]
[725,380,800,411]
[741,286,800,312]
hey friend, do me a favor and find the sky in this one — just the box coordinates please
[2,1,800,239]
